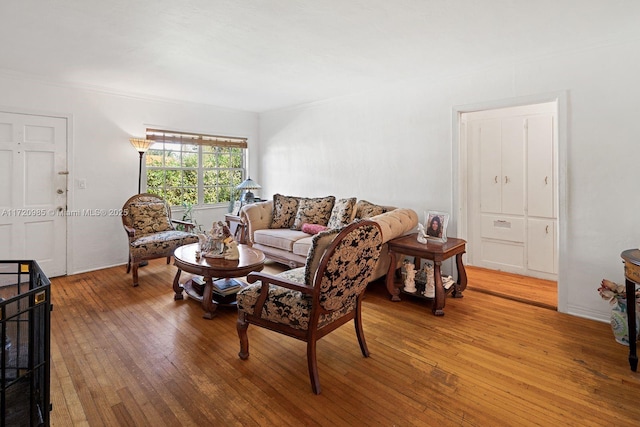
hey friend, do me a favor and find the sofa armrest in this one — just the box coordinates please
[240,200,273,244]
[370,208,419,244]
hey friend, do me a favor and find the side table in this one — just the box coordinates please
[621,249,639,371]
[386,234,467,316]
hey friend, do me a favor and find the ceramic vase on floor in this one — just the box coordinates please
[610,298,640,346]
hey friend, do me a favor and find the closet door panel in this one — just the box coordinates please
[527,115,554,218]
[501,117,525,215]
[527,218,556,273]
[478,119,502,214]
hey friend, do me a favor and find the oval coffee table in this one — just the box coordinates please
[173,243,265,319]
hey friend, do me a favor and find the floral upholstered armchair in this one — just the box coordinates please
[122,193,199,287]
[236,220,383,394]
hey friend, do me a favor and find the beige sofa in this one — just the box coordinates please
[240,195,418,281]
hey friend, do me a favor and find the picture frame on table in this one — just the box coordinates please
[425,211,449,243]
[232,201,242,216]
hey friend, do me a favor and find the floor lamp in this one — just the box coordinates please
[129,138,152,194]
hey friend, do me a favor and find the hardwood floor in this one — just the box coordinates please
[465,266,558,310]
[48,259,640,426]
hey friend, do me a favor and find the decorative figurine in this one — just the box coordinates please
[416,223,428,244]
[403,261,417,293]
[423,264,435,298]
[223,240,240,260]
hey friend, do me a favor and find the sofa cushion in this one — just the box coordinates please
[254,228,309,252]
[301,223,328,235]
[327,197,357,229]
[129,202,173,236]
[292,196,335,230]
[270,194,300,229]
[292,235,314,257]
[355,200,387,219]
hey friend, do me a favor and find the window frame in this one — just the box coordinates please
[143,128,248,207]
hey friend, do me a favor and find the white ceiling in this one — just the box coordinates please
[1,1,638,112]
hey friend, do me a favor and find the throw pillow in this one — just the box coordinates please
[355,200,387,219]
[301,223,328,235]
[326,197,356,229]
[292,196,336,230]
[129,202,173,235]
[270,194,300,229]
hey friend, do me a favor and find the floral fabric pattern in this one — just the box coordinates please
[129,202,174,235]
[129,230,199,260]
[292,196,335,230]
[327,197,356,229]
[355,200,387,219]
[236,221,383,330]
[270,194,300,229]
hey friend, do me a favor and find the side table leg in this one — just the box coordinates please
[452,252,468,298]
[202,277,218,320]
[626,279,638,371]
[432,261,445,316]
[173,268,184,300]
[386,250,402,302]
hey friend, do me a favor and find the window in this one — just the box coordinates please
[144,128,247,207]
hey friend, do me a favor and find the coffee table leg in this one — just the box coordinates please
[432,261,445,316]
[173,268,184,300]
[202,277,218,319]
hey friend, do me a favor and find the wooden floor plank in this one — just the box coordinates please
[46,258,640,426]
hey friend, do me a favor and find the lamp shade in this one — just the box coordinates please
[236,178,262,191]
[129,138,152,153]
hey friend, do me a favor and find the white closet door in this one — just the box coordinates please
[478,119,502,214]
[527,115,554,218]
[501,117,525,215]
[528,218,556,273]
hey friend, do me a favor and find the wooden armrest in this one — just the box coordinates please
[123,225,136,238]
[171,219,196,232]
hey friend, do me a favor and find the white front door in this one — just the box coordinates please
[0,111,67,277]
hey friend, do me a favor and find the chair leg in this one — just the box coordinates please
[131,262,139,287]
[166,256,171,264]
[237,312,250,360]
[126,255,131,274]
[307,340,321,394]
[354,299,370,357]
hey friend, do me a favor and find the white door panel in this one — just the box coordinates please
[501,117,525,215]
[0,112,67,277]
[479,119,502,214]
[527,115,554,218]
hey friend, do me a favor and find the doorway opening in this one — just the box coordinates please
[453,94,567,311]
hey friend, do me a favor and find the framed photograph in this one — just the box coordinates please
[232,201,242,216]
[425,211,449,243]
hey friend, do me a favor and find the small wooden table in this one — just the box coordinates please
[173,243,265,319]
[621,249,639,371]
[386,234,467,316]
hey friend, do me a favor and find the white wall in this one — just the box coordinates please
[0,73,259,274]
[258,38,640,322]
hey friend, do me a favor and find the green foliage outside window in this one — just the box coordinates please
[145,142,244,207]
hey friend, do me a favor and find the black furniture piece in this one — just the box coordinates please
[0,260,51,426]
[621,249,640,372]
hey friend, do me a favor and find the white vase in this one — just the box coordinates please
[610,299,640,346]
